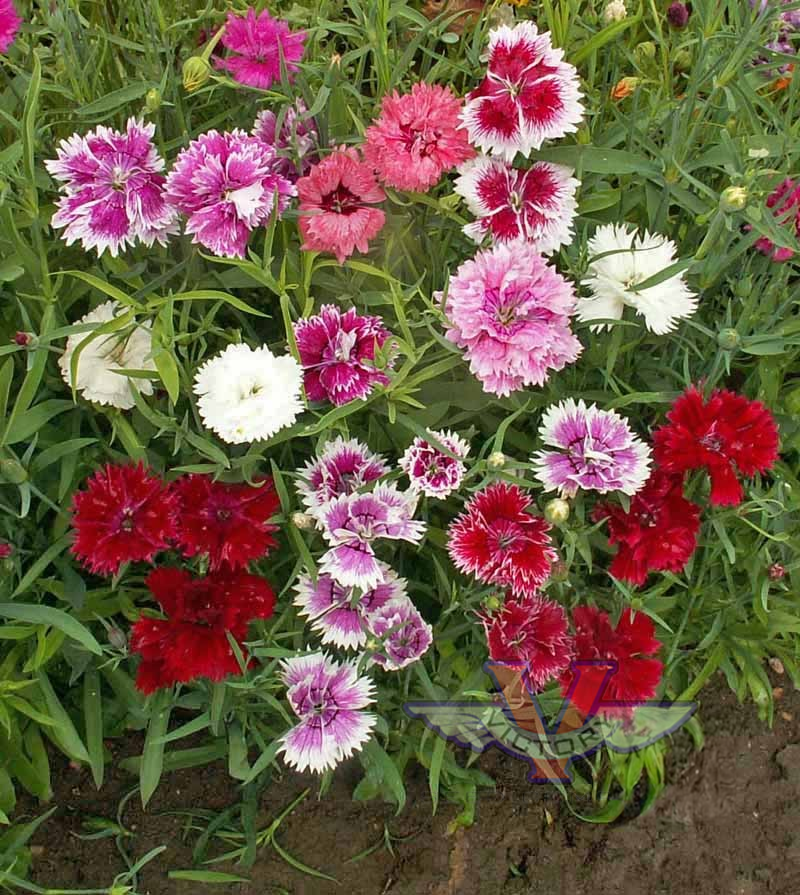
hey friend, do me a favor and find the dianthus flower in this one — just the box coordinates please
[0,0,21,54]
[253,99,317,181]
[754,178,800,261]
[218,7,305,89]
[367,597,433,671]
[399,429,470,499]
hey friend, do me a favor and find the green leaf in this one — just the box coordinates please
[76,82,156,117]
[168,871,251,884]
[35,671,90,763]
[140,690,172,808]
[83,668,104,789]
[0,601,102,656]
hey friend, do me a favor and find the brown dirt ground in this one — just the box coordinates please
[16,674,800,895]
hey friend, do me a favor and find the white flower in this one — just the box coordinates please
[193,343,304,444]
[577,223,698,335]
[59,300,155,410]
[603,0,627,24]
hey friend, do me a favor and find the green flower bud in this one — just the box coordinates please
[182,56,212,92]
[291,511,315,530]
[717,328,741,350]
[487,451,506,470]
[544,498,570,525]
[673,48,692,72]
[0,459,27,484]
[635,41,657,64]
[483,594,503,613]
[144,88,161,113]
[719,186,748,213]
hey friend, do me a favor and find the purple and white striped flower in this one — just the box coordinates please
[278,654,376,774]
[318,483,426,589]
[296,437,388,520]
[253,99,318,182]
[533,399,651,498]
[399,429,470,499]
[45,118,178,257]
[293,569,406,649]
[367,598,433,671]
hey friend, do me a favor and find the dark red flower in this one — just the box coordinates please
[171,475,280,570]
[653,386,779,506]
[559,606,663,716]
[71,464,177,575]
[130,567,276,693]
[666,2,690,29]
[448,482,556,597]
[482,594,573,690]
[594,469,701,586]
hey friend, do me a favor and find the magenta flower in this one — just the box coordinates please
[253,99,318,182]
[295,437,388,520]
[165,129,295,258]
[278,654,376,774]
[294,305,394,406]
[0,0,21,54]
[399,429,470,499]
[533,399,651,498]
[754,178,800,262]
[364,82,475,193]
[455,155,579,252]
[367,597,433,671]
[318,484,426,589]
[439,241,582,397]
[45,119,178,257]
[297,148,386,264]
[218,7,305,90]
[461,22,584,161]
[294,570,405,649]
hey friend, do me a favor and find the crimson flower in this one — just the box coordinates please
[171,475,280,570]
[448,482,556,597]
[594,470,701,586]
[652,386,779,506]
[131,567,276,693]
[559,606,663,716]
[482,594,573,690]
[71,464,177,575]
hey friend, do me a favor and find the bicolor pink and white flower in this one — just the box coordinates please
[454,155,578,251]
[440,241,582,397]
[399,430,470,499]
[253,99,317,182]
[165,129,295,258]
[0,0,21,54]
[367,598,433,671]
[293,569,405,649]
[294,305,394,406]
[278,654,376,774]
[364,82,475,192]
[461,22,584,161]
[218,7,305,90]
[533,399,651,497]
[45,118,178,257]
[318,484,426,589]
[296,437,388,519]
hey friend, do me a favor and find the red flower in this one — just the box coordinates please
[71,464,177,575]
[0,540,12,559]
[653,386,779,506]
[482,594,573,690]
[448,482,556,597]
[130,567,276,693]
[172,475,280,570]
[594,470,701,587]
[559,606,663,716]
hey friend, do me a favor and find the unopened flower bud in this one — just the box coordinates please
[719,185,748,213]
[487,451,506,469]
[768,563,786,581]
[673,48,692,72]
[483,594,503,613]
[550,560,569,582]
[544,498,570,525]
[291,511,315,530]
[107,627,127,650]
[144,88,161,113]
[611,76,640,100]
[0,458,27,484]
[13,331,33,347]
[0,540,12,559]
[667,2,690,29]
[717,328,741,350]
[182,56,211,92]
[635,41,657,64]
[603,0,627,24]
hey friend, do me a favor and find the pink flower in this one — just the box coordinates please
[462,22,584,161]
[455,155,578,252]
[367,597,433,671]
[439,241,582,397]
[297,148,386,264]
[165,129,295,258]
[754,178,800,261]
[364,82,475,192]
[218,7,305,90]
[0,0,21,54]
[45,119,178,257]
[399,429,470,499]
[253,99,318,182]
[294,304,394,406]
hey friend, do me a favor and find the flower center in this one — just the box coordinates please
[216,509,232,521]
[322,185,361,215]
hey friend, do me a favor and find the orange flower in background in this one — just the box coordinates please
[773,64,795,92]
[612,76,640,100]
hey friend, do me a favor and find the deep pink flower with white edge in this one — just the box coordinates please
[439,240,582,397]
[318,484,426,589]
[367,597,433,671]
[296,437,388,520]
[297,148,386,264]
[454,155,578,252]
[278,654,376,774]
[462,22,584,161]
[533,399,651,498]
[294,305,394,406]
[45,118,178,257]
[294,568,405,649]
[218,8,305,90]
[0,0,21,54]
[165,129,295,259]
[399,429,470,499]
[364,82,475,192]
[253,99,317,182]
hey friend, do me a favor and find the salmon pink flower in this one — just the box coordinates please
[218,7,305,89]
[399,429,470,499]
[297,148,386,264]
[0,0,21,54]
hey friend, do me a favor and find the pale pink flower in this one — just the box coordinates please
[399,429,470,499]
[218,7,305,90]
